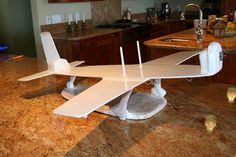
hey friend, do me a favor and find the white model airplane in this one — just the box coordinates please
[18,32,223,120]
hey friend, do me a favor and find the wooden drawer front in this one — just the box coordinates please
[84,47,111,65]
[151,23,165,33]
[79,33,117,51]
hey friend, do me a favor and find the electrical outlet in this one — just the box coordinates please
[45,16,52,25]
[51,15,61,24]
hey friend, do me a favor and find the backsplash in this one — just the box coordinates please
[91,0,121,26]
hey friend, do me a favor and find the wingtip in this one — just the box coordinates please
[17,77,30,82]
[52,107,88,119]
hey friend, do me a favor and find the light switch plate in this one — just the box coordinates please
[45,16,52,25]
[51,15,61,24]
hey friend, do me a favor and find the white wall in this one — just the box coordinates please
[35,0,91,25]
[31,0,205,57]
[0,0,36,56]
[30,0,91,57]
[121,0,204,14]
[122,0,156,14]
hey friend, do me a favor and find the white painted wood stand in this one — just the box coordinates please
[61,77,167,120]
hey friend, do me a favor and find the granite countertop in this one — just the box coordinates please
[52,28,122,41]
[1,56,236,156]
[144,29,236,53]
[51,18,186,41]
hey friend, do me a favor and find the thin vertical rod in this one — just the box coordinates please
[136,41,143,68]
[119,47,127,77]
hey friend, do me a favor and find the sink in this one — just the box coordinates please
[159,38,190,42]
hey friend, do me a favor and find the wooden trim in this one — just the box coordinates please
[48,0,103,3]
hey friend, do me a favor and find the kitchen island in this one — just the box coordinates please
[0,55,236,156]
[144,29,236,85]
[144,29,236,52]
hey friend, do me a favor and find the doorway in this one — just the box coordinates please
[0,0,36,57]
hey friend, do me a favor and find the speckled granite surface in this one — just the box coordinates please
[0,57,236,157]
[145,29,236,52]
[51,28,122,41]
[91,0,121,26]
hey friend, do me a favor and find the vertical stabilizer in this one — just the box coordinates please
[199,42,223,75]
[40,32,70,72]
[40,32,60,65]
[207,42,223,75]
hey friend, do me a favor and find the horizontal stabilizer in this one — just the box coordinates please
[18,70,53,81]
[69,61,85,67]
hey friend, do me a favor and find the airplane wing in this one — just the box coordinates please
[18,60,85,82]
[54,64,204,80]
[144,50,201,65]
[143,64,205,78]
[53,79,145,118]
[18,69,53,81]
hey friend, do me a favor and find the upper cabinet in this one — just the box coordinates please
[48,0,103,2]
[221,0,236,15]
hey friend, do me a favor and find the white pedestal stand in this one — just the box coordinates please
[61,77,167,120]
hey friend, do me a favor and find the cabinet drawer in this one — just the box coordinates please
[79,33,118,51]
[151,23,165,33]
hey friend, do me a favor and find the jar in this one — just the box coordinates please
[213,18,226,37]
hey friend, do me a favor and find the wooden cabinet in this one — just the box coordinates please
[165,20,188,34]
[72,32,120,65]
[54,32,120,65]
[48,0,103,3]
[221,0,236,15]
[54,20,190,66]
[122,40,148,64]
[150,20,191,40]
[211,53,236,85]
[150,23,166,39]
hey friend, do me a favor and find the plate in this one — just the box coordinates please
[225,31,236,37]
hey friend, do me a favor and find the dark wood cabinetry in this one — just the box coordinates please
[122,40,148,64]
[150,20,190,39]
[221,0,236,15]
[213,53,236,85]
[120,24,151,64]
[72,32,120,65]
[54,20,189,65]
[54,32,120,65]
[48,0,103,3]
[150,23,166,39]
[165,20,188,34]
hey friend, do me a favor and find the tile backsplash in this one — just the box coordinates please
[91,0,121,26]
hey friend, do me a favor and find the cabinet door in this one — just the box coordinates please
[166,21,187,34]
[54,39,73,62]
[213,53,236,85]
[221,0,236,15]
[72,32,120,65]
[150,23,166,39]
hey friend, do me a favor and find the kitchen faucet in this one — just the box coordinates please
[180,3,203,42]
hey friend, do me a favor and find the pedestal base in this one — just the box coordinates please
[61,84,167,120]
[97,93,167,120]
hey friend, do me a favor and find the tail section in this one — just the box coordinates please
[199,42,223,76]
[40,32,71,72]
[40,32,61,66]
[18,32,84,82]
